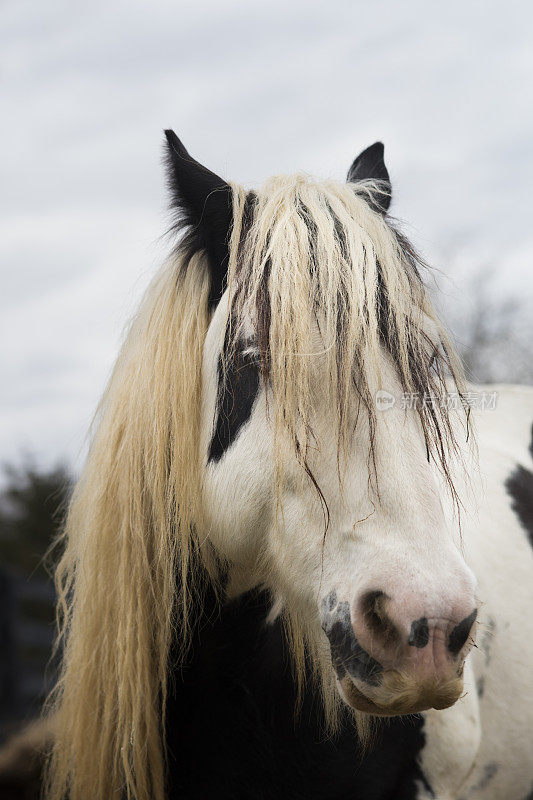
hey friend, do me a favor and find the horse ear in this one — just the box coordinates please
[164,130,232,304]
[346,142,391,213]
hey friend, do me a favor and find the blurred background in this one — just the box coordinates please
[0,0,532,774]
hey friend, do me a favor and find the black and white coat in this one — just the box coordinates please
[167,377,533,800]
[163,133,533,800]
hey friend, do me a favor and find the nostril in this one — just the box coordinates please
[408,617,429,648]
[359,590,401,646]
[448,608,478,655]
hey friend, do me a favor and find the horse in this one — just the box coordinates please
[43,133,533,800]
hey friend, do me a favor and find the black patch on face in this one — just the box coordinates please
[208,341,260,463]
[408,617,429,648]
[506,425,533,546]
[448,609,478,655]
[320,590,383,686]
[476,675,485,698]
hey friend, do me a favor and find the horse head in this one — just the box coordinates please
[47,134,478,800]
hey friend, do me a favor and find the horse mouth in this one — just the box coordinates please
[337,671,464,717]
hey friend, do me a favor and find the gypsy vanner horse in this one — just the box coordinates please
[43,134,533,800]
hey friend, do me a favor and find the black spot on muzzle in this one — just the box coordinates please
[408,617,429,648]
[321,591,383,686]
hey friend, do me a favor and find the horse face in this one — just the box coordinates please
[201,296,477,717]
[164,132,477,717]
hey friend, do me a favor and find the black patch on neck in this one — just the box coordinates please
[506,424,533,546]
[166,587,433,799]
[470,761,498,793]
[208,340,260,463]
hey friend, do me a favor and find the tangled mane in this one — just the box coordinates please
[45,174,468,800]
[227,177,467,502]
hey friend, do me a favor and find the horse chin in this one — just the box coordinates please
[336,676,395,715]
[336,672,464,717]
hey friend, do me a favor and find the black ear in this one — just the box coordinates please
[164,130,232,305]
[346,142,391,213]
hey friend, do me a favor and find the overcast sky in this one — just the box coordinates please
[1,0,532,474]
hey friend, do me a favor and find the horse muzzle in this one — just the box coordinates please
[320,589,476,716]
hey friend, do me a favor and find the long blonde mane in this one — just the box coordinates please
[45,175,467,800]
